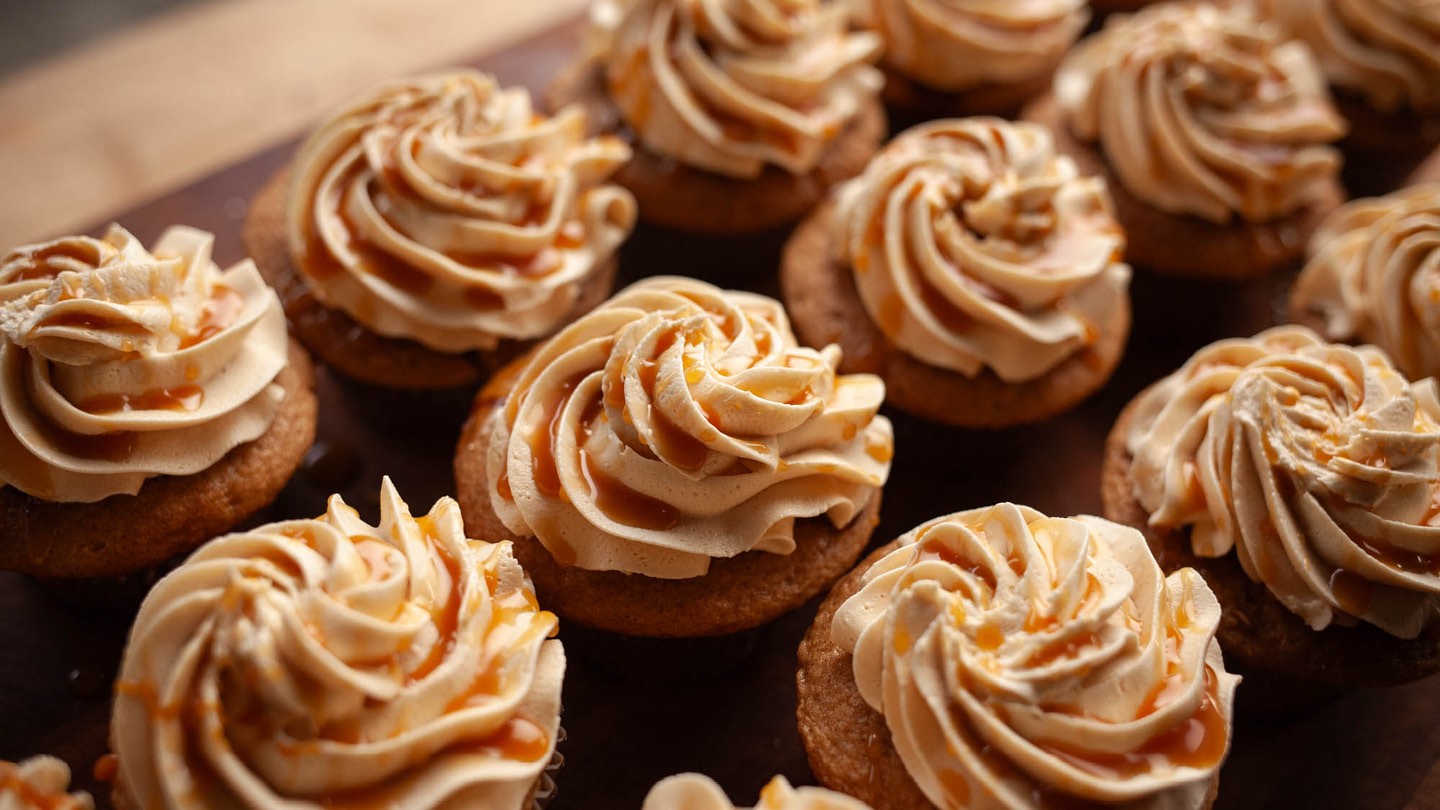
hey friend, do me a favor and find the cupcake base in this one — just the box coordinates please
[1101,386,1440,698]
[0,342,317,580]
[781,199,1131,428]
[1025,93,1344,280]
[548,57,887,235]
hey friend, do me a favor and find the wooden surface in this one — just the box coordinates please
[2,16,1440,810]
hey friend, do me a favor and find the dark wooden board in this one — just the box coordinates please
[3,18,1438,810]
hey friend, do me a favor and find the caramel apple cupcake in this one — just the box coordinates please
[455,276,892,643]
[1025,2,1347,280]
[1104,326,1440,706]
[0,757,93,809]
[644,774,871,809]
[798,503,1239,809]
[782,118,1131,428]
[111,479,565,809]
[0,225,315,584]
[551,0,885,235]
[1291,184,1440,379]
[245,69,635,422]
[856,0,1088,122]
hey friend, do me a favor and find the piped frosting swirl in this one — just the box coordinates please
[485,276,892,579]
[112,479,564,809]
[0,757,93,810]
[288,69,636,353]
[642,773,872,810]
[833,504,1238,809]
[0,225,288,503]
[833,118,1129,383]
[592,0,883,179]
[1055,2,1346,225]
[1126,326,1440,638]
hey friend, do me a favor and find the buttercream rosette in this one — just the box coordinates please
[833,504,1238,809]
[1292,185,1440,380]
[0,225,288,503]
[112,479,564,809]
[486,276,892,579]
[592,0,883,179]
[643,773,872,810]
[0,757,93,810]
[1126,326,1440,638]
[832,117,1129,383]
[288,69,636,353]
[1055,2,1346,225]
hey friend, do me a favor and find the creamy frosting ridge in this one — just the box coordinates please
[593,0,883,178]
[833,504,1238,809]
[288,69,636,353]
[1126,326,1440,638]
[112,479,564,809]
[833,118,1129,383]
[1257,0,1440,114]
[486,276,892,579]
[0,225,288,503]
[643,773,872,810]
[1055,2,1346,225]
[0,757,93,810]
[1292,184,1440,380]
[868,0,1087,94]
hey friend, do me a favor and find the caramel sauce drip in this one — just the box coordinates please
[1341,523,1440,576]
[76,385,204,415]
[0,762,87,810]
[11,242,98,281]
[526,377,582,498]
[580,450,680,531]
[407,539,463,683]
[92,753,118,783]
[913,538,998,592]
[178,285,245,349]
[1329,569,1375,615]
[32,413,136,462]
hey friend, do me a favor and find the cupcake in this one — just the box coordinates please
[797,503,1239,809]
[855,0,1088,121]
[1254,0,1440,157]
[0,225,315,582]
[643,773,871,809]
[1291,184,1440,379]
[243,69,635,418]
[1025,2,1348,279]
[110,478,565,809]
[1104,326,1440,702]
[782,118,1131,427]
[551,0,886,235]
[454,276,893,639]
[0,757,93,809]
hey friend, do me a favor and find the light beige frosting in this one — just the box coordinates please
[0,757,93,810]
[1256,0,1440,115]
[486,276,892,579]
[112,479,564,809]
[0,225,288,503]
[833,118,1130,383]
[1126,326,1440,638]
[643,774,872,810]
[592,0,883,179]
[1055,2,1346,225]
[1292,184,1440,380]
[833,503,1238,809]
[288,69,636,353]
[868,0,1087,93]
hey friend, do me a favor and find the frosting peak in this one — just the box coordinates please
[643,774,872,810]
[833,118,1129,383]
[0,757,93,810]
[288,69,636,353]
[833,504,1238,809]
[486,277,892,579]
[113,479,564,809]
[0,225,288,503]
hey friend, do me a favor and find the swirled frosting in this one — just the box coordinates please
[833,118,1129,383]
[485,276,892,579]
[1054,2,1346,225]
[592,0,883,179]
[643,774,872,810]
[833,504,1238,809]
[868,0,1087,94]
[0,758,93,810]
[1292,184,1440,379]
[1126,326,1440,638]
[1256,0,1440,115]
[0,225,288,503]
[112,479,564,809]
[288,69,636,353]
